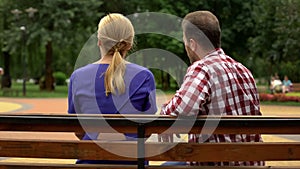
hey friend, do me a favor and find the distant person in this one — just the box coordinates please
[0,67,3,88]
[270,76,282,94]
[160,11,264,166]
[282,75,292,93]
[0,67,3,76]
[68,13,157,165]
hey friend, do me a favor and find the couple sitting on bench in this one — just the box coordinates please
[271,75,293,94]
[68,11,264,166]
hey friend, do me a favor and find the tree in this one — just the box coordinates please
[2,0,299,91]
[0,0,16,89]
[35,0,103,91]
[127,0,259,90]
[249,0,300,81]
[0,0,103,91]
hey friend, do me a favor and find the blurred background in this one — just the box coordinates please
[0,0,299,97]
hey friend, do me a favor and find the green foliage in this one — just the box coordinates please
[1,0,300,93]
[249,0,300,81]
[279,61,300,82]
[0,0,103,79]
[53,71,67,86]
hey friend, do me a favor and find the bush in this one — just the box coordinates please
[53,72,67,86]
[259,93,300,102]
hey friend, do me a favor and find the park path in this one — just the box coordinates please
[0,98,68,114]
[1,96,300,115]
[0,96,300,165]
[1,96,300,142]
[0,97,77,141]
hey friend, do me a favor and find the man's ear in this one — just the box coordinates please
[98,40,101,46]
[189,38,197,52]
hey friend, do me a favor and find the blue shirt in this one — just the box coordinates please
[283,80,292,87]
[68,63,157,164]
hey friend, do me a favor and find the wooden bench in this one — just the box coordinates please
[291,83,300,92]
[0,114,299,169]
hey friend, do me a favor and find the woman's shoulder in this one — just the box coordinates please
[73,64,107,74]
[127,63,146,69]
[126,63,154,81]
[127,63,152,74]
[70,64,104,78]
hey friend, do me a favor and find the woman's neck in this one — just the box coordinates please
[94,55,113,64]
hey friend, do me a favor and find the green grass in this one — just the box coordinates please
[286,92,300,97]
[260,101,300,106]
[3,82,300,107]
[7,82,68,98]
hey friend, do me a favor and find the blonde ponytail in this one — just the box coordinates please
[104,48,126,96]
[97,13,134,96]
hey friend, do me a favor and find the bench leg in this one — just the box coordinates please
[138,125,145,169]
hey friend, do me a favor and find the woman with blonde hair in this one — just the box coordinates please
[68,13,157,164]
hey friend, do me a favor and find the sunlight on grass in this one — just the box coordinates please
[8,82,68,98]
[261,101,300,106]
[286,92,300,97]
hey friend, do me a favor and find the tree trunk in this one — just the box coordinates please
[160,70,164,89]
[164,73,170,90]
[1,51,11,89]
[161,71,170,90]
[41,41,54,91]
[1,12,11,89]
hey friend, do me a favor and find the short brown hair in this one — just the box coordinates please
[182,11,221,49]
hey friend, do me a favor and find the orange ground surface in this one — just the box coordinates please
[0,96,300,166]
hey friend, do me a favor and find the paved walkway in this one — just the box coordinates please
[2,96,300,115]
[0,96,300,166]
[0,97,76,140]
[0,98,68,114]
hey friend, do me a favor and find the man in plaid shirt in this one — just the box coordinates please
[160,11,264,166]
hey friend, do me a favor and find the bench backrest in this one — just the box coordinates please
[291,83,300,92]
[0,114,300,169]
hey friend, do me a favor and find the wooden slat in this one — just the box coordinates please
[147,166,300,169]
[0,163,299,169]
[0,139,136,160]
[147,142,300,162]
[1,139,300,162]
[0,115,138,133]
[0,163,137,169]
[0,115,300,168]
[145,125,300,135]
[1,115,300,134]
[148,166,300,169]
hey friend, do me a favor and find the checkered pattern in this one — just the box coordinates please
[161,48,264,166]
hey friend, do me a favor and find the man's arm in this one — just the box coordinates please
[160,64,210,116]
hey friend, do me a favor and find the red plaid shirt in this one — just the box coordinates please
[161,48,264,166]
